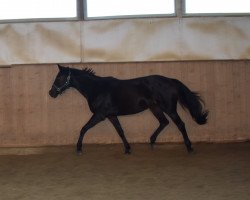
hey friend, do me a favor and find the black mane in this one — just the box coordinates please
[81,68,96,76]
[68,67,96,77]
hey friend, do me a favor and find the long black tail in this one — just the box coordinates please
[173,79,208,125]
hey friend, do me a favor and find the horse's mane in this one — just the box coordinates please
[70,67,96,77]
[82,68,96,76]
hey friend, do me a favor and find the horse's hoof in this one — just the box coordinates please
[76,150,83,156]
[150,143,154,148]
[150,141,155,149]
[125,150,131,154]
[187,147,194,154]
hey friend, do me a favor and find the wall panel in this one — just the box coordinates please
[0,22,81,65]
[1,17,250,66]
[0,61,249,147]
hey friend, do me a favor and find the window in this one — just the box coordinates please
[0,0,249,22]
[85,0,175,18]
[0,0,77,20]
[185,0,250,14]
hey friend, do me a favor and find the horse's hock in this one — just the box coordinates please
[0,61,249,148]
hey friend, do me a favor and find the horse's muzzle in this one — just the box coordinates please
[49,89,58,98]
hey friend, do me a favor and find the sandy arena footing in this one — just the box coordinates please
[0,143,249,200]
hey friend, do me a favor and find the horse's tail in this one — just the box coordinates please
[173,79,208,125]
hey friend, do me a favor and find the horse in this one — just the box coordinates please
[49,64,208,155]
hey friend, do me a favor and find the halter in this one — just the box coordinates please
[53,69,71,93]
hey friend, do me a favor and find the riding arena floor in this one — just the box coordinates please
[0,142,249,200]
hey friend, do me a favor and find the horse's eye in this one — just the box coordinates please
[57,75,65,82]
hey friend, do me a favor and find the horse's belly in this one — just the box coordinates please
[116,97,150,116]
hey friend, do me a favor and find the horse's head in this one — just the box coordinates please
[49,64,71,98]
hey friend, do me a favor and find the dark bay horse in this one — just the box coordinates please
[49,64,208,154]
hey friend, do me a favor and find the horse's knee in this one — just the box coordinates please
[159,117,169,128]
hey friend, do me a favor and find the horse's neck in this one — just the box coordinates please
[71,73,98,99]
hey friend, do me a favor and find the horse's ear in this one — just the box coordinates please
[57,64,63,71]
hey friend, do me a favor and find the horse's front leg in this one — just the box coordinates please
[77,114,105,155]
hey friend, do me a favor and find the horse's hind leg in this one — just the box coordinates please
[149,105,169,147]
[168,111,193,153]
[108,116,131,154]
